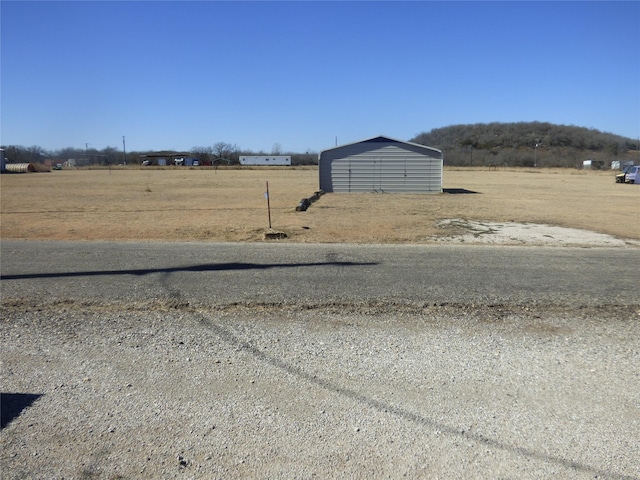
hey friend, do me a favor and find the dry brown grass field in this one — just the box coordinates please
[1,166,638,244]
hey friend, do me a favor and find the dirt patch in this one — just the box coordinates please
[435,218,640,247]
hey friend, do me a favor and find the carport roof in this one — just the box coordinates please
[320,135,441,155]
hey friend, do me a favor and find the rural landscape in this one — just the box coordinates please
[3,0,638,475]
[2,129,639,480]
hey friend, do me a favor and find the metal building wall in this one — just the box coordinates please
[319,139,442,193]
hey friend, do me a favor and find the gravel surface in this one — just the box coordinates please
[2,299,639,479]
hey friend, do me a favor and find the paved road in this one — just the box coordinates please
[1,240,637,308]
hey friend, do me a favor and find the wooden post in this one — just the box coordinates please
[265,181,272,229]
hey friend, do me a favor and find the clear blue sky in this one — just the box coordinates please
[2,1,639,153]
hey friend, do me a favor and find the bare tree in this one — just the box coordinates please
[2,145,47,164]
[213,142,235,164]
[191,146,213,165]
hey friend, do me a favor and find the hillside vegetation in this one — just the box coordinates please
[411,122,639,168]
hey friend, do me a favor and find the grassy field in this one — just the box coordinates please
[1,166,638,243]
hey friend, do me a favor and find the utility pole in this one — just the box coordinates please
[122,136,127,165]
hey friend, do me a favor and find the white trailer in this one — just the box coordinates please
[239,155,291,166]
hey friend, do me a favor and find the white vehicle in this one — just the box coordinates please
[624,165,640,184]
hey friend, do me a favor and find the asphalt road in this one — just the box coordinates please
[1,240,637,309]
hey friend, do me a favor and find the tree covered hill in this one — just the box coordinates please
[411,122,639,168]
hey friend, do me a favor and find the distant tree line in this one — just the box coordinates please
[411,122,639,168]
[1,142,318,167]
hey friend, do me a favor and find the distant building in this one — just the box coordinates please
[318,135,443,193]
[239,156,291,166]
[611,160,634,170]
[139,153,197,166]
[583,159,605,170]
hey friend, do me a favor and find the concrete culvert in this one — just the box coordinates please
[4,163,35,173]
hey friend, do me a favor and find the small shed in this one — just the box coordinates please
[318,135,443,193]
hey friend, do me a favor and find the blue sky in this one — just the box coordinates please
[2,1,639,153]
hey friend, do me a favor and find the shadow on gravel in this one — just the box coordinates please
[199,316,634,480]
[1,393,42,429]
[0,261,378,281]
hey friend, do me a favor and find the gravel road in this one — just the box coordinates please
[1,242,639,479]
